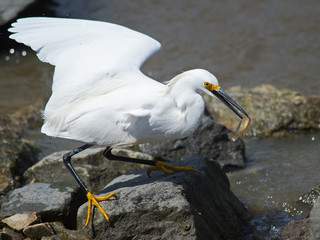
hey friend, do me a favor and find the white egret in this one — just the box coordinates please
[9,17,250,227]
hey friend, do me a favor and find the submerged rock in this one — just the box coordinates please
[140,112,246,170]
[204,84,320,137]
[77,156,249,239]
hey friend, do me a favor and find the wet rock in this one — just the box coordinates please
[0,182,84,228]
[298,184,320,206]
[0,0,36,26]
[24,147,148,193]
[0,114,37,194]
[1,212,40,231]
[204,84,320,137]
[140,112,246,170]
[77,156,249,239]
[310,197,320,240]
[23,222,55,240]
[280,218,310,240]
[280,191,320,240]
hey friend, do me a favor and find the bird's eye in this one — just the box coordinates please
[204,82,210,89]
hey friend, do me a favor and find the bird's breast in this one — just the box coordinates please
[149,93,205,139]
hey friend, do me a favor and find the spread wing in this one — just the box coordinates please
[9,17,162,107]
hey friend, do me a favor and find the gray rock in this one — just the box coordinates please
[204,84,320,137]
[0,182,84,228]
[77,156,249,240]
[24,147,148,193]
[140,112,245,170]
[0,0,36,26]
[310,197,320,240]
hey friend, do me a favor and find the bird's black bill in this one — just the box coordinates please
[212,89,250,120]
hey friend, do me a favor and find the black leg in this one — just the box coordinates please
[63,144,93,194]
[103,147,196,177]
[103,147,158,166]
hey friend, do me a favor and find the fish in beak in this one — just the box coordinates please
[205,82,251,141]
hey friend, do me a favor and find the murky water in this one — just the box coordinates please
[1,0,320,238]
[228,131,320,239]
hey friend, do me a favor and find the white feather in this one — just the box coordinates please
[9,17,221,146]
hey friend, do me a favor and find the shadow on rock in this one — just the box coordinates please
[78,156,249,240]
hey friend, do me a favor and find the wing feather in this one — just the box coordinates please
[9,17,161,99]
[9,17,162,139]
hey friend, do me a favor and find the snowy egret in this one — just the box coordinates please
[9,17,250,227]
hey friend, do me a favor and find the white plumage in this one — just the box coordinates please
[9,17,225,146]
[9,17,252,228]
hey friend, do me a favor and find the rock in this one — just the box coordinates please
[10,99,45,130]
[0,231,12,240]
[21,221,90,240]
[0,0,36,26]
[1,212,40,231]
[140,112,246,170]
[23,222,55,240]
[280,191,320,240]
[280,218,310,240]
[24,147,148,193]
[299,184,320,206]
[204,84,320,137]
[77,156,249,239]
[1,221,89,240]
[0,227,24,240]
[0,182,84,229]
[0,114,38,194]
[41,236,60,240]
[49,221,90,240]
[310,197,320,240]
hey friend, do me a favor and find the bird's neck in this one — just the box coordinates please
[166,83,205,137]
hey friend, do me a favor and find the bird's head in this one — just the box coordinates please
[192,69,251,140]
[188,69,250,121]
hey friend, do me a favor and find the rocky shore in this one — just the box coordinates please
[204,84,320,137]
[0,85,320,239]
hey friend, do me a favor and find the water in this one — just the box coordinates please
[228,131,320,238]
[1,0,320,238]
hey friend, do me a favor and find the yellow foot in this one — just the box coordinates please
[85,191,117,227]
[147,161,196,177]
